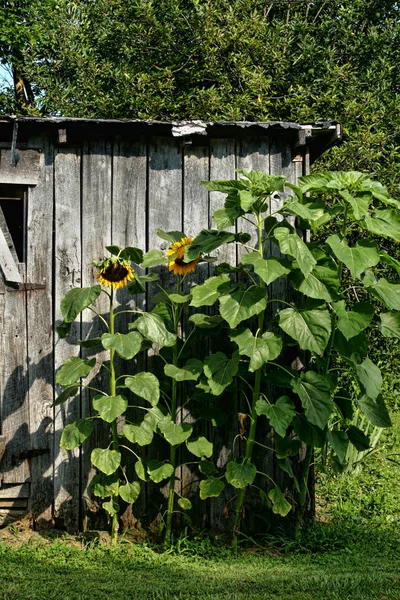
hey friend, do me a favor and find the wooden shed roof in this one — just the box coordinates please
[0,116,341,165]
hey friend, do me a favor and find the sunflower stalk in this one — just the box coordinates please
[108,288,120,545]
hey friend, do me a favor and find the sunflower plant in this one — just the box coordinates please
[183,169,397,544]
[55,245,179,544]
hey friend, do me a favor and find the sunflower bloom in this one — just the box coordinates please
[96,257,135,289]
[166,237,200,276]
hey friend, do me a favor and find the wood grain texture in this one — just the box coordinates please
[81,139,113,530]
[53,147,82,531]
[0,149,41,185]
[26,134,54,523]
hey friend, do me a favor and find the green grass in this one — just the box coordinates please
[1,416,399,600]
[0,524,399,600]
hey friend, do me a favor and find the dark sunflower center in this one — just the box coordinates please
[174,257,189,266]
[103,263,129,282]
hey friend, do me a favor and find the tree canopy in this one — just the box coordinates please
[0,0,399,185]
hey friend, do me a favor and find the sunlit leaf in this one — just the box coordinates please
[101,331,143,360]
[186,436,213,458]
[230,328,282,372]
[158,420,193,445]
[164,359,203,382]
[122,421,154,446]
[125,372,160,406]
[355,358,382,400]
[326,235,379,278]
[274,227,316,278]
[185,230,235,261]
[190,275,231,308]
[91,448,121,475]
[56,357,96,386]
[60,419,93,450]
[279,306,331,355]
[119,481,140,504]
[225,460,256,489]
[203,351,240,395]
[178,498,192,510]
[364,209,400,242]
[219,286,267,328]
[199,477,224,499]
[140,249,168,268]
[93,394,128,423]
[292,371,333,429]
[268,486,292,517]
[60,285,101,323]
[333,300,375,340]
[131,312,176,346]
[379,312,400,338]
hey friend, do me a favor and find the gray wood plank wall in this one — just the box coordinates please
[0,133,305,531]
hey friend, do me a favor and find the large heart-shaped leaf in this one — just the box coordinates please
[372,278,400,310]
[122,421,154,446]
[186,436,213,458]
[147,459,174,483]
[279,306,331,355]
[364,209,400,242]
[60,419,93,450]
[190,275,231,308]
[91,448,121,475]
[199,477,225,499]
[125,372,160,405]
[140,249,168,268]
[60,285,101,323]
[242,254,291,286]
[333,301,375,340]
[357,394,391,428]
[327,430,349,464]
[289,270,332,302]
[203,351,239,395]
[292,371,333,429]
[268,486,292,517]
[327,235,379,278]
[101,331,143,360]
[355,358,382,400]
[189,314,224,329]
[131,313,176,347]
[379,312,400,338]
[158,420,193,445]
[274,227,316,278]
[119,481,140,504]
[91,473,119,498]
[164,359,203,382]
[256,396,295,438]
[56,357,96,386]
[93,394,128,423]
[185,230,235,261]
[225,460,256,489]
[230,329,282,372]
[219,286,267,328]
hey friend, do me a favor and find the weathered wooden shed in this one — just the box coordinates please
[0,116,341,531]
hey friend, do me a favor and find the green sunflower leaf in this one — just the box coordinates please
[60,418,93,450]
[357,394,391,428]
[190,275,231,308]
[131,313,176,346]
[101,331,143,360]
[199,477,225,499]
[275,435,302,459]
[364,209,400,242]
[203,351,240,395]
[119,247,143,264]
[241,253,290,285]
[103,498,119,517]
[292,371,334,429]
[355,358,382,400]
[147,459,174,483]
[119,481,140,504]
[140,249,168,268]
[125,372,160,406]
[92,394,128,423]
[184,230,235,261]
[333,301,375,340]
[157,229,185,243]
[164,359,203,382]
[91,473,119,498]
[255,396,295,438]
[347,425,370,451]
[91,448,121,476]
[186,436,213,458]
[371,279,400,310]
[158,420,193,446]
[198,459,218,476]
[379,312,400,338]
[274,227,316,278]
[219,286,267,328]
[268,486,292,517]
[178,498,192,511]
[279,306,331,355]
[53,385,79,407]
[292,414,326,448]
[189,314,224,329]
[122,421,154,446]
[230,329,282,372]
[327,430,349,464]
[56,357,96,386]
[289,270,332,302]
[326,235,379,279]
[60,285,101,323]
[225,460,256,489]
[333,330,368,362]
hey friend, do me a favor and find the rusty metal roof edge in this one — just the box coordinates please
[0,115,340,134]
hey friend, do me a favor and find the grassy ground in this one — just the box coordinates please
[1,417,399,600]
[0,526,399,600]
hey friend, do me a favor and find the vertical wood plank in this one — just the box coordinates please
[236,137,270,259]
[209,139,236,265]
[147,137,183,515]
[0,263,30,486]
[26,135,54,524]
[81,139,112,529]
[53,147,81,531]
[112,136,147,526]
